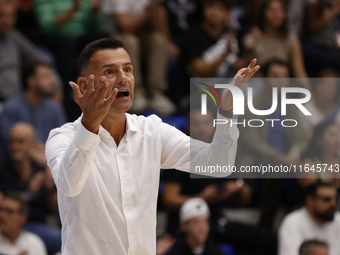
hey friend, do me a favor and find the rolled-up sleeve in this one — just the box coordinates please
[45,121,100,197]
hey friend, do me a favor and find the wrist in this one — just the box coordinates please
[219,106,233,118]
[81,116,100,134]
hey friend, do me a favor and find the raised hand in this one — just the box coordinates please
[221,59,260,111]
[69,75,118,134]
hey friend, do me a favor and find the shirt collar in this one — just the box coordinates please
[125,113,137,133]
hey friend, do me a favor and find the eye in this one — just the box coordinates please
[105,69,114,75]
[124,67,131,73]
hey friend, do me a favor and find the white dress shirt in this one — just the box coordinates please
[45,113,238,255]
[0,231,47,255]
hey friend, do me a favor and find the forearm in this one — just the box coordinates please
[55,7,78,27]
[115,11,148,34]
[46,122,100,197]
[190,53,228,77]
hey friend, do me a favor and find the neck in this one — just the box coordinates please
[24,90,43,106]
[315,100,335,115]
[101,111,126,146]
[185,235,204,251]
[12,159,32,179]
[320,152,338,163]
[2,229,21,243]
[263,24,280,37]
[202,21,225,39]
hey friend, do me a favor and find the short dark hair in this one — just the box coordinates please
[262,58,291,77]
[304,181,335,199]
[299,240,328,255]
[2,191,29,215]
[202,0,231,9]
[22,60,52,89]
[77,38,124,77]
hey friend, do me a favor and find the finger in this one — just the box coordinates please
[94,76,107,98]
[248,58,257,69]
[69,82,82,103]
[85,74,95,96]
[104,88,118,106]
[99,82,110,100]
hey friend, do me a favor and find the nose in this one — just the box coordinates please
[116,69,128,84]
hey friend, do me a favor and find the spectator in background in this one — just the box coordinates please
[278,182,340,255]
[299,240,329,255]
[299,120,340,190]
[181,0,239,78]
[0,0,50,102]
[162,106,277,255]
[0,60,66,146]
[167,198,224,255]
[109,0,176,115]
[243,0,308,79]
[34,0,107,120]
[301,0,340,76]
[299,69,340,139]
[0,191,47,255]
[236,59,307,228]
[0,123,61,255]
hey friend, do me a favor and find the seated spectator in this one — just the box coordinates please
[181,0,239,78]
[0,191,47,255]
[109,0,176,115]
[278,182,340,255]
[299,240,329,255]
[0,60,67,146]
[243,0,308,79]
[0,0,50,102]
[301,0,340,76]
[299,69,340,139]
[167,198,224,255]
[0,123,61,255]
[162,107,277,255]
[236,59,307,228]
[299,120,340,190]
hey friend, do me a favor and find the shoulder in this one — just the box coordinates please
[47,117,80,140]
[21,231,45,247]
[0,95,25,114]
[280,207,306,229]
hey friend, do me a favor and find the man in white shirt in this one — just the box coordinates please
[45,38,259,255]
[0,191,47,255]
[279,182,340,255]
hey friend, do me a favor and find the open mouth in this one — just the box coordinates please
[116,90,129,98]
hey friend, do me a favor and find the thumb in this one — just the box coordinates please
[69,82,82,103]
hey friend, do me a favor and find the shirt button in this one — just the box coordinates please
[87,161,91,165]
[130,252,134,255]
[129,228,133,233]
[124,202,128,207]
[121,176,125,181]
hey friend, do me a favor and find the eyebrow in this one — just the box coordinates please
[100,62,133,69]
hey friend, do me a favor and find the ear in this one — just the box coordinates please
[26,76,35,89]
[19,214,28,226]
[180,222,188,233]
[77,77,87,95]
[305,195,313,209]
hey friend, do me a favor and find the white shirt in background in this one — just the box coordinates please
[278,207,340,255]
[0,231,47,255]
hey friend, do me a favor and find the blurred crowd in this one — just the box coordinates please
[0,0,340,254]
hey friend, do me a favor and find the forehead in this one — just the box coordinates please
[316,186,337,196]
[90,48,131,69]
[1,198,20,208]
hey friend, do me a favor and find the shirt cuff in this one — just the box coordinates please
[73,121,100,151]
[215,110,239,139]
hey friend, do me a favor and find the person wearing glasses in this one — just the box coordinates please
[278,182,340,255]
[0,191,47,255]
